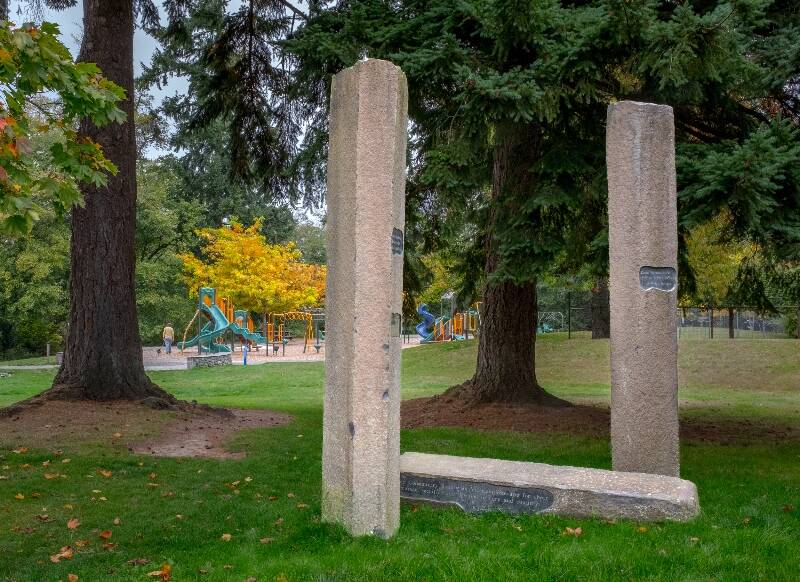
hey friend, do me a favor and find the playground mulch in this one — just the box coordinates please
[0,400,292,458]
[401,396,800,445]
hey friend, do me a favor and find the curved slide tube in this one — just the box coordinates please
[416,303,437,343]
[179,302,233,353]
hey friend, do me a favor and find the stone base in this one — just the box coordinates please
[400,452,699,522]
[187,354,232,369]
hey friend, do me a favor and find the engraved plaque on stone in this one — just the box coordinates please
[639,266,677,292]
[391,228,404,255]
[401,474,554,514]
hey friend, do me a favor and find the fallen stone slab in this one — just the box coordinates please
[400,452,699,522]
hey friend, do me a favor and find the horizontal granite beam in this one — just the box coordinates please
[400,452,699,522]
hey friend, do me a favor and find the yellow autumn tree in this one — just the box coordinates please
[683,211,756,307]
[180,220,326,316]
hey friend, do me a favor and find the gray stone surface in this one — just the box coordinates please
[186,353,232,369]
[401,453,699,522]
[607,101,680,477]
[322,59,408,538]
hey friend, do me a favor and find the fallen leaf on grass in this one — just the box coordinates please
[286,493,295,499]
[42,460,50,467]
[296,503,308,509]
[221,533,232,542]
[113,517,121,525]
[637,526,649,533]
[268,496,278,501]
[148,472,157,481]
[49,546,73,563]
[259,537,274,544]
[147,563,172,580]
[223,565,233,570]
[273,518,284,526]
[37,514,53,522]
[782,504,796,513]
[31,492,41,498]
[102,542,117,550]
[12,447,28,454]
[112,433,122,439]
[97,469,113,478]
[44,472,61,480]
[563,527,583,537]
[67,518,80,530]
[62,459,71,464]
[161,492,175,498]
[68,574,78,582]
[14,493,24,500]
[276,574,288,582]
[127,558,150,566]
[98,530,112,540]
[74,540,90,548]
[689,536,700,543]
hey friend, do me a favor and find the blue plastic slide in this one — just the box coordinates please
[416,303,436,343]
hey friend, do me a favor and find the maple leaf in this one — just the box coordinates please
[147,564,172,581]
[67,518,80,530]
[49,546,74,563]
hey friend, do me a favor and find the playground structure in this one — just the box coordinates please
[416,300,481,343]
[179,287,325,356]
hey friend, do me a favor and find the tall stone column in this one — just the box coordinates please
[607,101,679,477]
[322,59,408,538]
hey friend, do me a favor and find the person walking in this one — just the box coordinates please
[162,323,175,355]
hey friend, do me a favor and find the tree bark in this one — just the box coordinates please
[0,1,8,21]
[728,306,735,339]
[445,124,567,406]
[591,277,610,339]
[47,0,169,402]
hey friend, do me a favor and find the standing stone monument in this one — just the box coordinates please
[607,101,680,477]
[322,59,408,538]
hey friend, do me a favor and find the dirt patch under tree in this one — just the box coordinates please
[0,401,292,459]
[402,395,800,445]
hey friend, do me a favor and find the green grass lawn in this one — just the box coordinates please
[0,355,56,366]
[1,336,798,580]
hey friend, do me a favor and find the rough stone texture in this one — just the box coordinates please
[322,59,408,538]
[607,101,680,477]
[186,354,232,369]
[401,453,699,522]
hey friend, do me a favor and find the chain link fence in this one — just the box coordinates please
[537,286,799,339]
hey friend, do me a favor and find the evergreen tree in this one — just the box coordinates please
[286,0,800,405]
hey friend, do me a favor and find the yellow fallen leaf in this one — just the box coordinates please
[44,473,60,480]
[98,469,113,478]
[12,447,28,454]
[63,504,74,510]
[296,503,308,509]
[260,537,274,544]
[74,540,90,548]
[14,493,24,500]
[287,493,296,498]
[113,517,121,526]
[62,459,71,464]
[221,533,232,542]
[563,527,583,537]
[637,526,649,533]
[49,546,73,563]
[67,518,80,530]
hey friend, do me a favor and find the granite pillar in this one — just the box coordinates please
[607,101,680,477]
[321,59,408,538]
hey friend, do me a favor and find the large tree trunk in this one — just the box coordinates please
[445,125,567,406]
[47,0,169,402]
[728,306,735,339]
[591,277,610,339]
[0,2,8,20]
